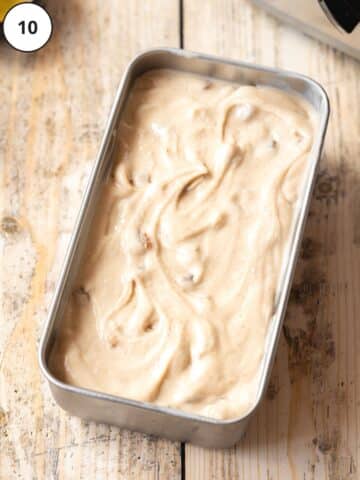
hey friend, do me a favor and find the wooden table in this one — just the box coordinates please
[1,1,359,478]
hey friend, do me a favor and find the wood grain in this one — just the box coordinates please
[183,0,360,479]
[0,1,180,479]
[2,0,360,478]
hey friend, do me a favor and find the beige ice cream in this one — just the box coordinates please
[50,69,317,420]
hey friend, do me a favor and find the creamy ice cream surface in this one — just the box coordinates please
[50,69,317,420]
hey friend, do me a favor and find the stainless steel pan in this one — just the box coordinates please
[39,48,329,448]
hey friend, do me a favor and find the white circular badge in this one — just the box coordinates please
[3,3,52,52]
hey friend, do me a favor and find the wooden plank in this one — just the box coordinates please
[0,1,181,479]
[183,1,360,479]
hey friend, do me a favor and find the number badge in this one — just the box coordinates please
[3,2,52,52]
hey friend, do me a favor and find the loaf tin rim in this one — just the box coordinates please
[38,47,330,429]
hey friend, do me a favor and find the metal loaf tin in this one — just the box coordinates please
[39,48,329,448]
